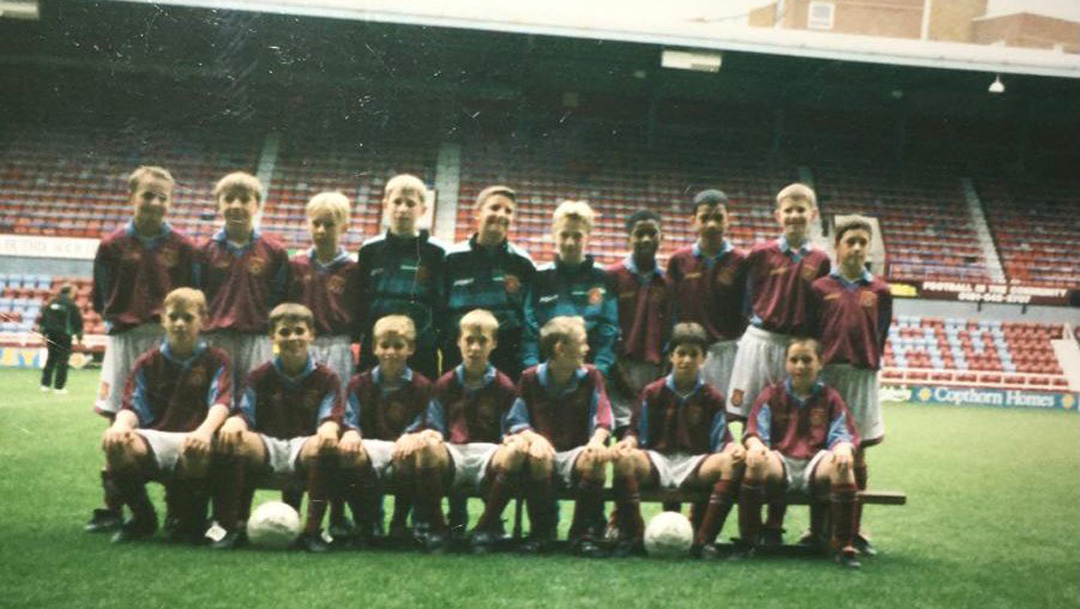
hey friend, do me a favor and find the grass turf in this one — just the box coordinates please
[0,368,1077,608]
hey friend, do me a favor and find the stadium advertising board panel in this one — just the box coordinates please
[0,235,99,260]
[890,281,1076,306]
[882,384,1078,411]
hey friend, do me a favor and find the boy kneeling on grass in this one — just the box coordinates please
[609,322,745,558]
[102,288,231,544]
[738,337,862,569]
[210,303,344,552]
[504,315,613,556]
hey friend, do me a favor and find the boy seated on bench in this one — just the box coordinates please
[609,322,745,558]
[738,337,862,568]
[102,287,231,544]
[407,309,522,553]
[504,315,613,556]
[210,303,345,552]
[336,315,434,548]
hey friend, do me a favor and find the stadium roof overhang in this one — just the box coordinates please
[104,0,1080,80]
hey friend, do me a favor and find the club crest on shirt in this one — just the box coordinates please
[715,265,736,286]
[770,266,789,277]
[414,265,430,283]
[159,246,179,268]
[859,290,878,308]
[188,366,207,388]
[304,389,321,411]
[475,396,497,423]
[824,292,841,301]
[504,274,521,294]
[248,256,266,276]
[649,288,666,304]
[730,389,744,407]
[385,401,407,430]
[327,275,346,295]
[809,407,827,427]
[213,257,231,270]
[800,264,819,282]
[123,250,143,263]
[685,403,702,426]
[588,287,605,306]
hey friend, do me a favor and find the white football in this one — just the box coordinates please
[644,511,694,558]
[246,501,301,549]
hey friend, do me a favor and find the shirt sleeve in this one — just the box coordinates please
[424,397,447,436]
[628,394,649,446]
[91,241,111,314]
[877,287,893,356]
[269,247,290,309]
[708,402,731,453]
[827,393,860,450]
[503,396,532,435]
[317,373,344,426]
[206,359,232,409]
[744,390,772,447]
[237,384,258,428]
[591,279,620,377]
[589,372,614,432]
[122,366,154,428]
[520,285,541,369]
[344,386,361,432]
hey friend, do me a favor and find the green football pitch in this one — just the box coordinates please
[1,369,1076,609]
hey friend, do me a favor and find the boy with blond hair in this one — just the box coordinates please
[810,217,892,555]
[288,191,360,383]
[337,315,434,545]
[406,309,523,552]
[210,303,345,552]
[198,171,289,400]
[610,322,745,558]
[356,174,446,380]
[521,200,618,378]
[443,185,535,378]
[89,165,198,533]
[505,315,613,556]
[102,288,231,544]
[726,183,831,544]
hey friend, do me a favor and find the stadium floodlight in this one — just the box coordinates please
[661,49,722,73]
[0,0,39,20]
[988,75,1005,94]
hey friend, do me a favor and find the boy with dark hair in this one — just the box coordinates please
[606,209,673,436]
[356,174,445,380]
[90,165,198,533]
[666,189,748,397]
[199,171,290,401]
[506,315,613,556]
[739,337,862,568]
[210,303,344,552]
[442,185,535,378]
[336,315,433,546]
[610,322,745,558]
[102,288,231,544]
[810,217,892,554]
[521,201,619,378]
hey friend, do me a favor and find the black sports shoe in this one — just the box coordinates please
[759,526,784,547]
[295,531,331,553]
[85,508,122,533]
[727,540,756,561]
[329,516,356,542]
[611,538,645,558]
[689,543,719,560]
[571,537,607,558]
[111,515,158,543]
[420,531,448,554]
[853,533,878,556]
[517,536,554,555]
[835,547,862,569]
[209,528,248,550]
[468,529,498,555]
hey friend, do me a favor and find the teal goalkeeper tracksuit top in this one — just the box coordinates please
[521,255,619,376]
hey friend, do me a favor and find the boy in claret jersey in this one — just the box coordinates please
[505,316,613,556]
[726,183,831,544]
[89,165,198,533]
[102,288,231,544]
[739,338,862,569]
[210,304,344,552]
[810,217,892,555]
[198,172,289,402]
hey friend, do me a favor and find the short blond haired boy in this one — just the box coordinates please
[355,174,446,380]
[102,287,231,543]
[198,171,289,405]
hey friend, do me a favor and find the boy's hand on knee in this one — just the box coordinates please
[392,433,421,460]
[832,443,854,473]
[527,434,554,461]
[728,443,747,464]
[338,430,362,456]
[315,423,339,454]
[183,429,213,458]
[102,426,133,453]
[612,437,636,460]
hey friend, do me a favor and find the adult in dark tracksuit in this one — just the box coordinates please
[37,284,84,393]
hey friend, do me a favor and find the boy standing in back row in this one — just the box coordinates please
[726,183,831,544]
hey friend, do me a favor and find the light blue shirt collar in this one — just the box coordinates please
[624,255,663,280]
[306,246,350,269]
[160,339,207,367]
[538,362,587,395]
[456,364,497,389]
[373,365,414,386]
[830,268,873,286]
[778,235,810,256]
[664,373,704,400]
[692,239,733,260]
[273,354,317,384]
